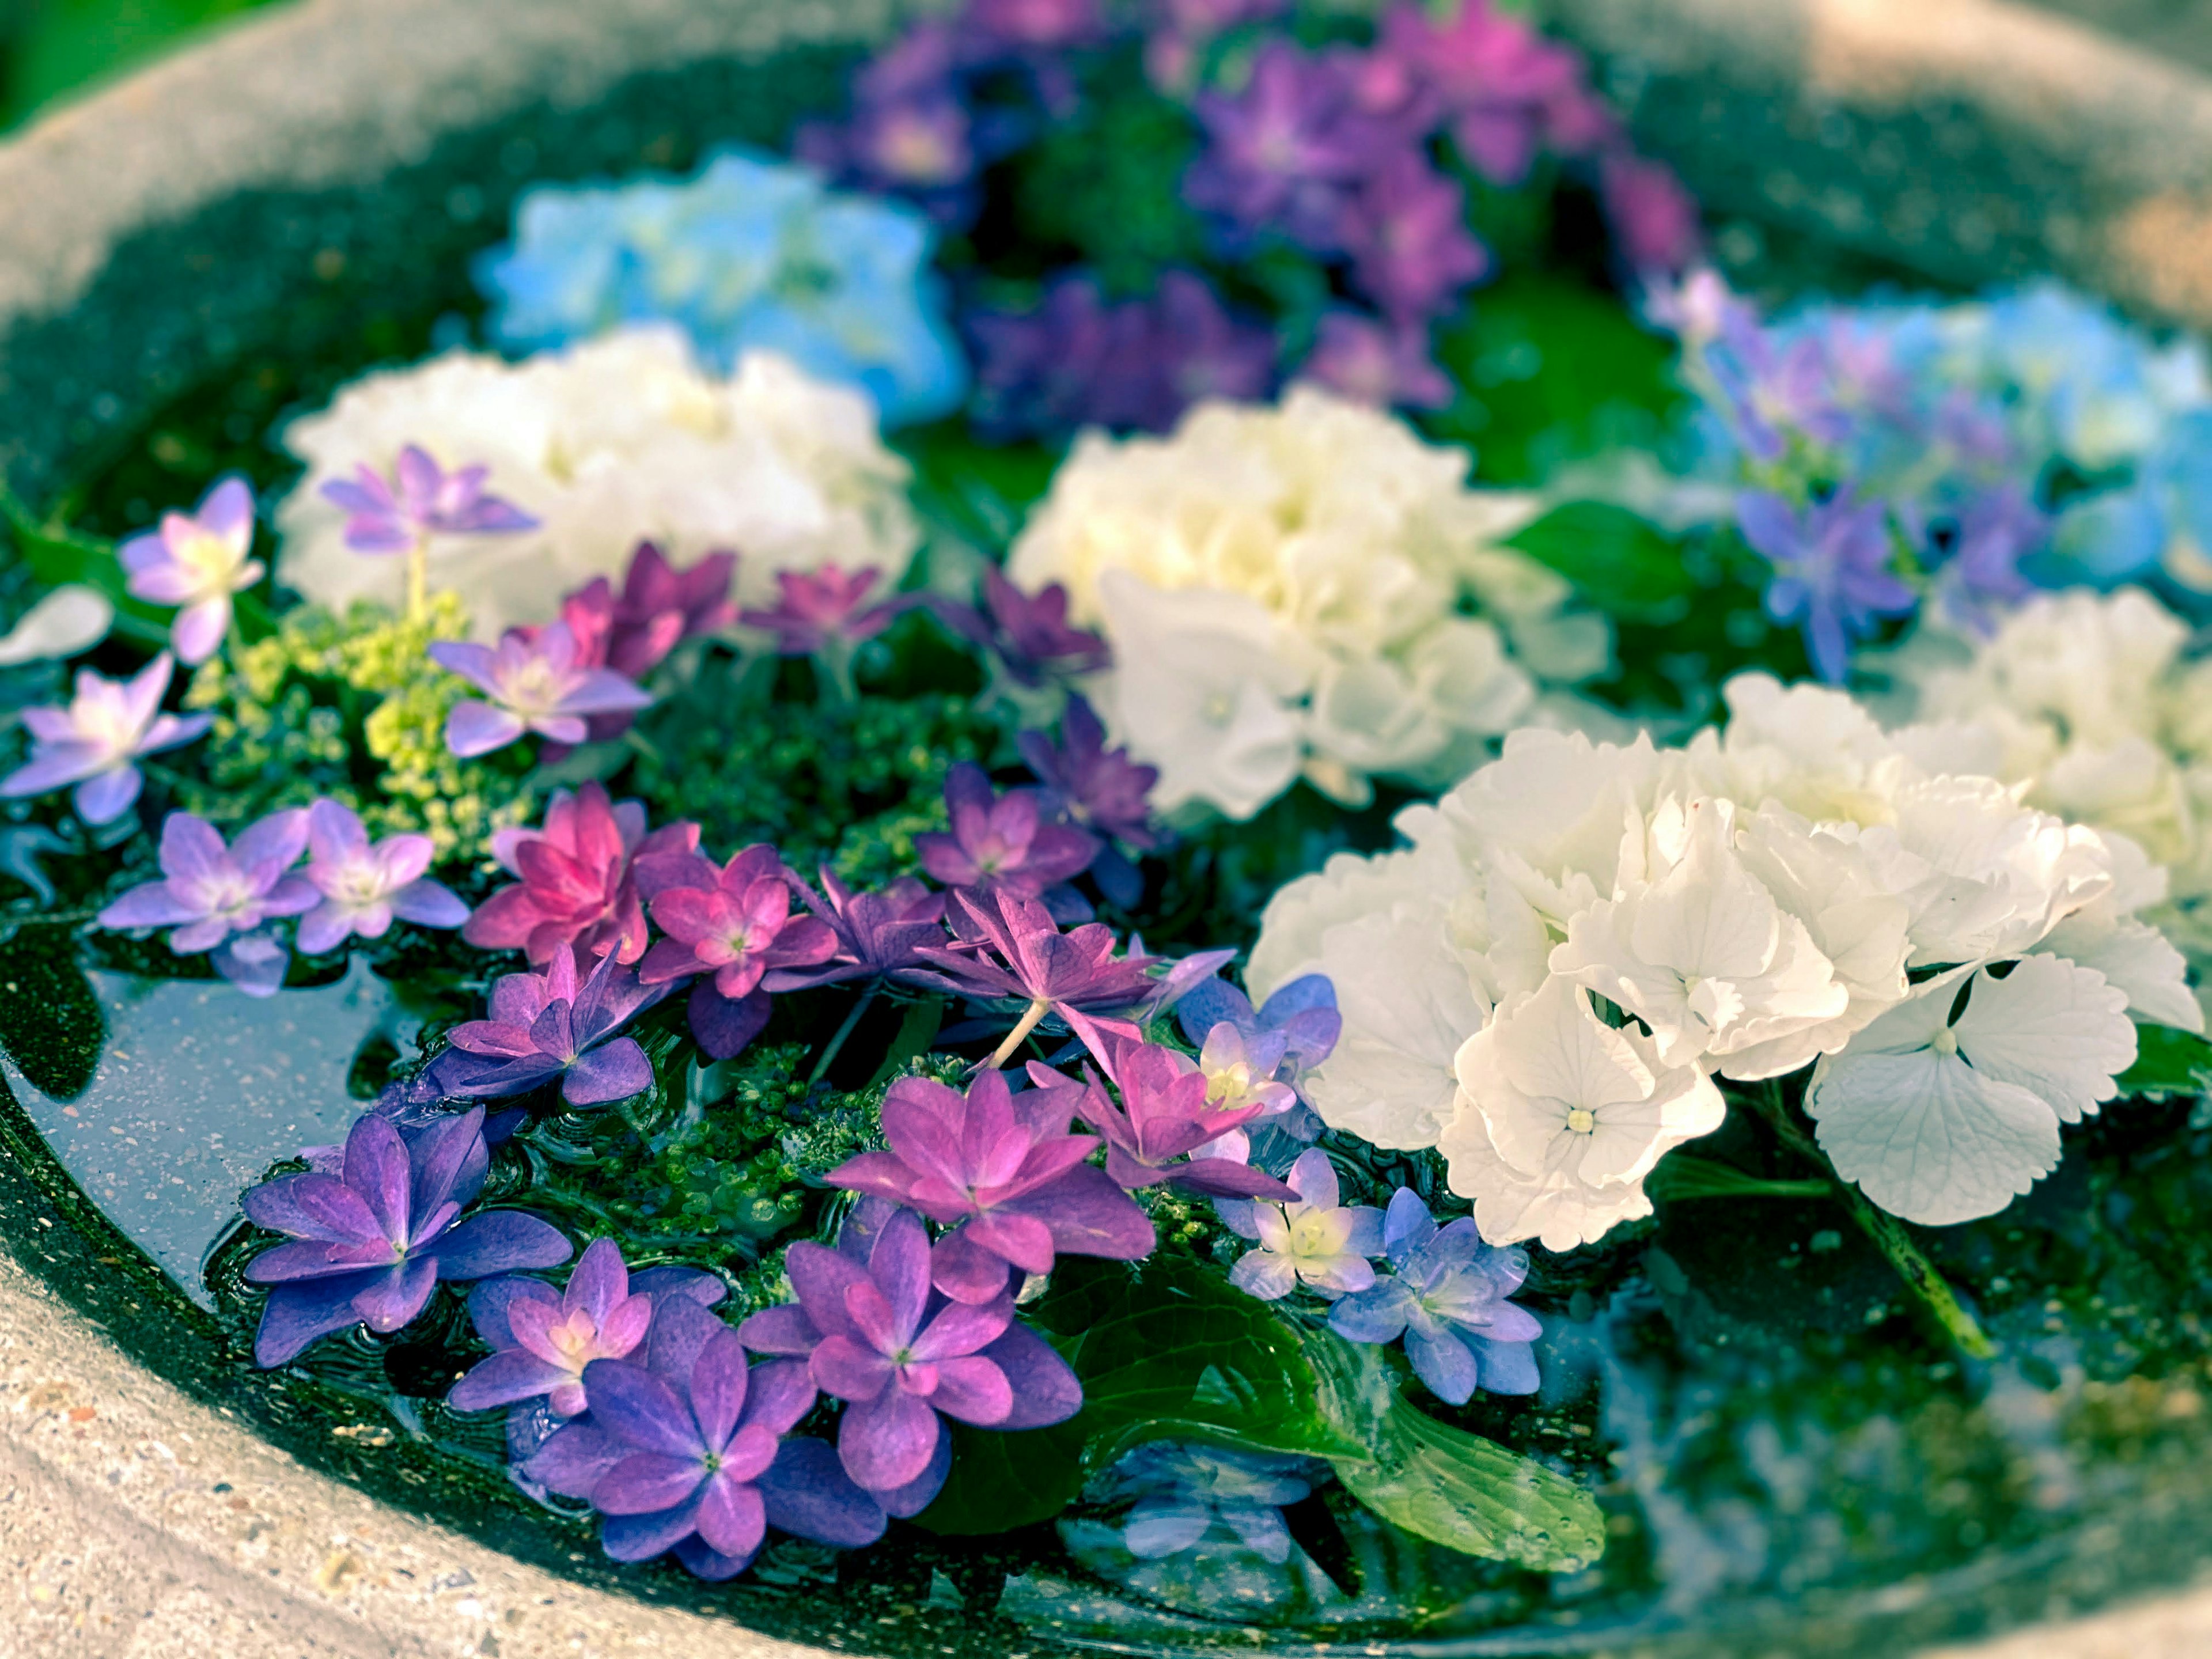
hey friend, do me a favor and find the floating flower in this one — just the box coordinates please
[1070,1041,1298,1201]
[1008,388,1596,817]
[1096,1442,1323,1566]
[931,568,1110,689]
[1219,1148,1382,1299]
[1338,149,1490,321]
[796,870,947,986]
[638,843,839,1059]
[429,945,658,1107]
[321,444,540,553]
[450,1238,656,1418]
[296,799,468,954]
[1327,1187,1540,1402]
[825,1068,1153,1302]
[478,148,969,427]
[532,1297,887,1580]
[738,564,910,657]
[1805,958,2137,1225]
[240,1107,570,1366]
[464,783,699,967]
[429,621,654,758]
[1736,490,1916,683]
[909,889,1159,1065]
[739,1207,1081,1503]
[0,584,112,667]
[915,762,1098,899]
[0,653,212,824]
[278,334,919,639]
[1017,698,1158,855]
[97,809,316,997]
[1185,41,1385,247]
[117,476,264,664]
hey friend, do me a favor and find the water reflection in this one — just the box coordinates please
[0,957,395,1306]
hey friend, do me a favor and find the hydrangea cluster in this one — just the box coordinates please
[797,0,1697,433]
[477,148,969,428]
[1007,387,1608,817]
[1659,274,2212,679]
[1252,672,2196,1236]
[1892,585,2212,1021]
[275,331,917,637]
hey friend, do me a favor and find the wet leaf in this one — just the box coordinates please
[2117,1022,2212,1100]
[1303,1327,1604,1572]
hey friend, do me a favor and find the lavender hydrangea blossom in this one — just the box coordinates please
[529,1298,887,1580]
[638,843,839,1059]
[1736,490,1916,683]
[914,762,1098,900]
[117,476,263,665]
[0,653,211,825]
[825,1068,1153,1302]
[1218,1148,1382,1300]
[1017,697,1159,908]
[1327,1187,1540,1402]
[322,445,537,550]
[1176,971,1341,1144]
[240,1106,571,1366]
[794,870,946,986]
[931,568,1109,689]
[910,889,1162,1066]
[737,1207,1081,1510]
[296,799,468,953]
[1069,1041,1298,1201]
[429,622,654,758]
[429,944,658,1107]
[97,809,317,996]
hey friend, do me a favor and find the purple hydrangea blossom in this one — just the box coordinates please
[451,1237,655,1417]
[1338,147,1490,321]
[320,444,537,552]
[930,567,1110,689]
[1176,972,1341,1131]
[1705,316,1853,465]
[737,1207,1081,1506]
[915,762,1099,900]
[1067,1041,1297,1201]
[467,783,699,968]
[909,889,1160,1066]
[531,1298,886,1580]
[794,869,948,986]
[826,1068,1153,1302]
[1326,1187,1540,1402]
[97,809,317,997]
[1218,1147,1381,1300]
[1298,311,1453,410]
[1927,484,2044,634]
[429,944,658,1107]
[240,1105,571,1366]
[637,844,839,1059]
[0,653,212,825]
[738,565,910,655]
[296,799,467,954]
[429,622,654,758]
[117,476,263,665]
[1185,41,1389,249]
[1736,490,1917,683]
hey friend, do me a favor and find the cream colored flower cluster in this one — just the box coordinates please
[1249,674,2199,1248]
[276,328,918,639]
[1006,388,1609,820]
[1894,587,2212,1011]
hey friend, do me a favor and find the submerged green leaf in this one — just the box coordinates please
[1303,1327,1605,1572]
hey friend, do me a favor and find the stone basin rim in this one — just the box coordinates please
[7,0,2212,1653]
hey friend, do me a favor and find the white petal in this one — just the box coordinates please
[1437,1092,1659,1251]
[0,586,114,666]
[1807,1045,2062,1225]
[2040,906,2203,1034]
[1952,955,2137,1123]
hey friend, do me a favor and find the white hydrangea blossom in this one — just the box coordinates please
[276,328,918,639]
[1893,586,2212,1015]
[1005,387,1609,819]
[1252,674,2198,1241]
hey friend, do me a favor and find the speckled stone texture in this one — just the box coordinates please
[9,1,2212,1655]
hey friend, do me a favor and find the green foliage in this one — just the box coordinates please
[179,594,533,858]
[2118,1022,2212,1099]
[1425,273,1683,487]
[631,684,1001,889]
[1504,500,1698,619]
[4,0,276,128]
[1301,1328,1606,1572]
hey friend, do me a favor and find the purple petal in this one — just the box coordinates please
[630,1266,727,1309]
[600,1500,704,1564]
[70,764,141,825]
[232,806,311,872]
[560,1038,653,1106]
[566,1237,630,1323]
[97,879,200,930]
[448,1349,574,1412]
[253,1275,378,1366]
[736,1302,821,1358]
[352,1255,440,1333]
[688,983,770,1060]
[1405,1327,1480,1406]
[557,669,654,717]
[756,1438,888,1548]
[444,700,526,757]
[642,1294,728,1384]
[924,1355,1014,1426]
[389,878,469,930]
[211,930,290,995]
[521,1421,624,1499]
[838,1385,942,1493]
[432,1211,573,1280]
[1005,1165,1155,1260]
[670,1535,756,1582]
[980,1320,1083,1429]
[468,1275,560,1349]
[868,1417,952,1518]
[171,597,232,665]
[583,1358,707,1458]
[736,1357,817,1438]
[688,1328,752,1451]
[596,1452,709,1515]
[868,1208,934,1340]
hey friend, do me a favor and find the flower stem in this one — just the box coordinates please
[981,998,1051,1073]
[406,536,429,624]
[1747,1085,1996,1361]
[806,985,879,1089]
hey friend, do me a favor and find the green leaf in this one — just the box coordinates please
[1502,500,1696,618]
[1647,1152,1833,1203]
[917,1253,1362,1536]
[2118,1022,2212,1099]
[1302,1327,1605,1572]
[865,995,944,1091]
[894,423,1062,555]
[0,925,105,1101]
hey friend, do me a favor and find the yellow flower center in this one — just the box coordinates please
[1565,1107,1597,1135]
